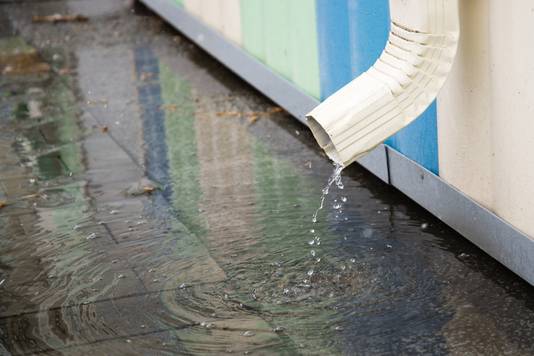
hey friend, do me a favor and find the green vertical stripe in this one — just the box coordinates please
[240,0,320,99]
[240,0,266,61]
[289,0,320,98]
[264,0,291,79]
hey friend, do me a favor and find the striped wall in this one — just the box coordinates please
[179,0,438,173]
[169,0,534,238]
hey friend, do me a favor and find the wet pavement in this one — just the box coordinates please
[1,1,534,355]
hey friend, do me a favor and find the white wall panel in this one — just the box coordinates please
[438,0,534,238]
[184,0,241,44]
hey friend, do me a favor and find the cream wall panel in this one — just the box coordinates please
[438,0,534,237]
[438,0,493,208]
[488,1,534,237]
[184,0,241,44]
[184,0,202,18]
[200,0,223,32]
[220,0,242,44]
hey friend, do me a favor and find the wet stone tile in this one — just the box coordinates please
[0,292,193,355]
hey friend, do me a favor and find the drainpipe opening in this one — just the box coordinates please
[306,114,342,166]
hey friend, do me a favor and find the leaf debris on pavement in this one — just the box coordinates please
[32,14,89,23]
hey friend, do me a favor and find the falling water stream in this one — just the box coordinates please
[312,163,344,223]
[307,163,348,282]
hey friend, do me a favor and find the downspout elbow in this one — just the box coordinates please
[307,0,460,167]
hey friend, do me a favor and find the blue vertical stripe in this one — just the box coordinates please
[316,0,352,99]
[386,103,439,174]
[316,0,439,174]
[347,0,390,76]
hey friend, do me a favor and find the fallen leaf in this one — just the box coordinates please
[139,72,154,81]
[0,201,7,209]
[143,186,156,194]
[28,100,43,119]
[216,111,240,117]
[160,104,177,112]
[100,126,108,133]
[125,178,159,196]
[58,67,73,75]
[32,14,89,23]
[269,106,283,113]
[247,114,259,124]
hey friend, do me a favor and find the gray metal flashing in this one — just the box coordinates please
[141,0,534,286]
[386,148,534,285]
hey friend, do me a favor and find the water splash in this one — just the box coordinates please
[312,163,344,223]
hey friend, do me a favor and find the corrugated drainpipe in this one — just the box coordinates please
[307,0,460,167]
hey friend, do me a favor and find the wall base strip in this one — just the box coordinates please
[140,0,534,286]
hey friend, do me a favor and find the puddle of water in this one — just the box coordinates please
[1,2,534,355]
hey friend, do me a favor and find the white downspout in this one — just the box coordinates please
[306,0,460,167]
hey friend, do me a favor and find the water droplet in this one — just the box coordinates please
[309,229,315,234]
[283,288,290,295]
[362,228,374,238]
[334,326,344,331]
[109,210,119,215]
[308,240,315,246]
[0,279,5,287]
[179,283,187,289]
[315,258,321,263]
[73,224,81,231]
[421,222,429,230]
[386,244,393,249]
[140,324,146,329]
[340,265,346,271]
[310,250,316,257]
[242,331,255,337]
[307,269,314,277]
[117,274,126,279]
[350,258,356,263]
[341,196,347,202]
[86,232,98,240]
[273,326,285,333]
